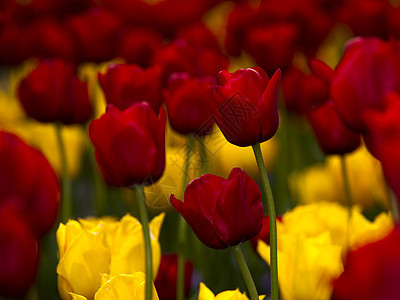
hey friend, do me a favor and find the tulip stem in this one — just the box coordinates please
[55,123,72,223]
[90,144,107,216]
[340,155,353,217]
[135,185,153,300]
[252,143,279,300]
[177,135,195,300]
[232,245,259,300]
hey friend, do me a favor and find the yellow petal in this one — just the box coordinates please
[69,293,88,300]
[198,282,216,300]
[94,273,159,300]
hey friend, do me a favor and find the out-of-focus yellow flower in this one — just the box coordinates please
[257,202,393,300]
[290,146,389,210]
[69,273,159,300]
[57,213,165,300]
[198,283,264,300]
[258,234,342,300]
[206,127,279,180]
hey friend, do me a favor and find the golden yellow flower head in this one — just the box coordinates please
[69,272,159,300]
[257,202,393,300]
[57,213,165,300]
[198,283,264,300]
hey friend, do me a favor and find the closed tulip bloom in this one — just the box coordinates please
[332,226,400,300]
[89,102,166,187]
[165,73,214,136]
[170,168,263,249]
[0,131,59,239]
[98,63,163,113]
[307,100,360,155]
[331,37,400,132]
[209,67,281,147]
[18,58,92,124]
[0,207,39,298]
[154,254,193,300]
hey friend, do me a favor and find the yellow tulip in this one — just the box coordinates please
[57,213,165,300]
[257,202,393,300]
[69,273,159,300]
[198,283,264,300]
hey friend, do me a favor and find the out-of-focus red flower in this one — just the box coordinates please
[98,63,163,113]
[332,225,400,300]
[89,103,166,187]
[0,131,59,239]
[245,23,299,76]
[165,73,214,136]
[281,66,329,115]
[331,37,400,132]
[171,168,264,249]
[176,23,221,51]
[362,93,400,203]
[154,254,193,300]
[209,67,281,147]
[250,215,282,251]
[29,18,76,61]
[307,100,360,155]
[0,206,39,298]
[116,27,163,68]
[18,58,92,124]
[66,7,121,63]
[338,0,392,39]
[0,22,33,66]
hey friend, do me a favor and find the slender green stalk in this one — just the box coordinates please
[252,143,278,300]
[384,180,400,223]
[232,245,259,300]
[340,155,353,217]
[177,136,195,300]
[55,123,72,223]
[197,136,209,174]
[89,145,107,216]
[135,185,153,300]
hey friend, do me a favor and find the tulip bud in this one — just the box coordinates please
[209,67,281,147]
[18,58,92,124]
[171,168,263,249]
[89,103,166,187]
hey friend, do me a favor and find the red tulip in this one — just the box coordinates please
[89,103,166,187]
[332,225,400,300]
[331,37,400,132]
[307,100,360,155]
[0,206,39,298]
[154,254,193,300]
[18,58,92,124]
[98,63,163,113]
[170,168,264,249]
[165,73,214,136]
[66,7,121,63]
[116,27,163,68]
[0,131,59,239]
[209,67,281,147]
[362,93,400,203]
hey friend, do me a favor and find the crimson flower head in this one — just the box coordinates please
[0,131,59,239]
[307,100,360,155]
[89,102,166,187]
[18,58,92,124]
[0,206,39,298]
[331,37,400,132]
[154,254,193,300]
[332,225,400,300]
[165,73,214,136]
[170,168,264,249]
[98,63,163,114]
[209,67,281,147]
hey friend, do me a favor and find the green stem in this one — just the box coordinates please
[252,143,278,300]
[197,136,209,174]
[177,136,195,300]
[232,245,259,300]
[55,123,72,223]
[90,145,107,216]
[385,180,400,223]
[340,155,353,217]
[135,185,153,300]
